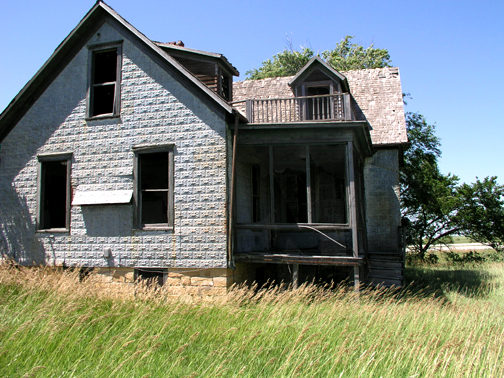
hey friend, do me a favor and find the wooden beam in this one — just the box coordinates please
[353,266,360,292]
[227,115,239,267]
[268,146,275,224]
[292,264,299,289]
[234,252,364,266]
[347,142,359,259]
[235,223,351,231]
[306,145,312,223]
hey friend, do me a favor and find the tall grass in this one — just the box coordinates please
[0,261,503,377]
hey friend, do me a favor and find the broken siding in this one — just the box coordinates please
[0,21,228,268]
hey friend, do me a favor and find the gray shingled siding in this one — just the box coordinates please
[364,149,401,252]
[0,22,228,269]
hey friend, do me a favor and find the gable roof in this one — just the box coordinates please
[0,1,234,141]
[233,67,408,146]
[288,56,349,92]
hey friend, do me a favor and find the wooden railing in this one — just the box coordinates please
[238,93,355,124]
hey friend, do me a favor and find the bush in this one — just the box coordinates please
[446,251,485,264]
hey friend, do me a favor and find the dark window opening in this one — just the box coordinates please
[90,48,118,117]
[274,146,307,223]
[139,152,169,225]
[40,159,69,230]
[135,147,173,229]
[221,73,231,100]
[134,268,166,287]
[252,165,260,223]
[310,145,347,223]
[306,86,331,120]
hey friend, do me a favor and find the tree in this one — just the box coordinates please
[322,35,391,71]
[400,112,462,259]
[456,177,504,252]
[245,36,390,80]
[246,48,314,80]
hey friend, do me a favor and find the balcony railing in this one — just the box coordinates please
[235,93,356,124]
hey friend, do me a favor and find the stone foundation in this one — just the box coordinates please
[91,267,235,300]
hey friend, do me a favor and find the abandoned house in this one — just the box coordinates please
[0,2,407,295]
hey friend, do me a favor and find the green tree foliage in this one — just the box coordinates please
[456,177,504,252]
[401,113,461,259]
[322,35,391,71]
[245,36,391,80]
[246,48,314,80]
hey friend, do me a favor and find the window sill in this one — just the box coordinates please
[136,225,174,232]
[86,113,120,122]
[36,228,70,234]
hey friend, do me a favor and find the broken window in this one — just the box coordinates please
[134,146,174,229]
[89,45,121,117]
[38,154,72,230]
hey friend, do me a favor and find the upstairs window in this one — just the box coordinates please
[134,145,174,229]
[38,154,72,231]
[88,44,122,117]
[220,72,232,101]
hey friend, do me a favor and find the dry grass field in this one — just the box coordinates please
[0,256,503,377]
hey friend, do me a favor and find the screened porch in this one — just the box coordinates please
[232,142,367,268]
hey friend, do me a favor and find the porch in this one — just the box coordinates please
[229,131,369,290]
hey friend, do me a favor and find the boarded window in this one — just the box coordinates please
[89,46,121,117]
[135,146,174,229]
[38,155,71,230]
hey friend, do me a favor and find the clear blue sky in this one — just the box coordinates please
[1,0,503,184]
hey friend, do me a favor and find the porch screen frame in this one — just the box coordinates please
[249,142,351,227]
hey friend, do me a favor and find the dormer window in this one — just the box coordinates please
[88,43,122,118]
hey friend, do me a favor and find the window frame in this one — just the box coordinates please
[37,152,72,232]
[87,42,123,119]
[301,80,334,121]
[133,144,174,230]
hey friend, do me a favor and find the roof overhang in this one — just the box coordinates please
[156,42,239,76]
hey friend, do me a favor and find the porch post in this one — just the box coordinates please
[347,142,360,291]
[292,264,299,289]
[227,115,239,268]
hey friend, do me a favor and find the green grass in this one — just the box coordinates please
[1,260,503,377]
